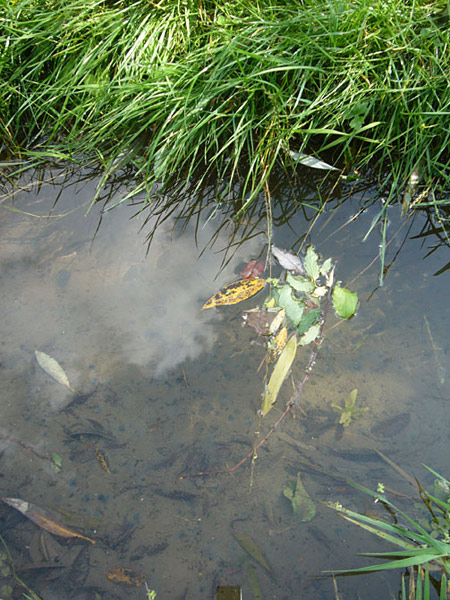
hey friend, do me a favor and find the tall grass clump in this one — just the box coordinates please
[329,467,450,599]
[1,0,449,216]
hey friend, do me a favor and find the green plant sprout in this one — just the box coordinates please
[144,581,157,600]
[331,388,367,428]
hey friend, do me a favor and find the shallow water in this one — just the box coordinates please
[0,168,449,600]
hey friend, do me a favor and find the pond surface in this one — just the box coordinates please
[0,167,449,600]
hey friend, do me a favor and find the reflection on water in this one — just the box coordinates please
[0,167,449,599]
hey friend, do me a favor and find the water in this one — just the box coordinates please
[0,167,449,599]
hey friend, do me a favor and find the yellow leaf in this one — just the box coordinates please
[270,325,288,361]
[261,334,297,416]
[202,278,266,309]
[268,308,285,335]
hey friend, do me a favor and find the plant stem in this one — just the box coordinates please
[181,283,333,479]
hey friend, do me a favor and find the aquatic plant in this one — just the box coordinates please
[1,0,449,251]
[328,467,450,599]
[332,388,368,428]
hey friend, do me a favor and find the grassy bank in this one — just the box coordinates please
[1,0,449,216]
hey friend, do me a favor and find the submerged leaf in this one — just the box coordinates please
[283,473,316,522]
[333,286,358,319]
[233,532,272,573]
[107,568,145,586]
[35,350,73,391]
[246,564,264,600]
[244,308,278,336]
[2,497,95,544]
[202,278,266,309]
[261,334,297,416]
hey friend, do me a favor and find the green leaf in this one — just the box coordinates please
[51,453,63,473]
[297,309,321,335]
[271,285,304,328]
[304,246,320,281]
[286,272,315,294]
[320,257,333,277]
[283,473,316,521]
[261,335,297,416]
[299,324,320,346]
[232,532,272,573]
[333,286,358,319]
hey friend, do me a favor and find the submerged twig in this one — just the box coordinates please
[181,284,333,479]
[4,436,60,469]
[424,315,446,386]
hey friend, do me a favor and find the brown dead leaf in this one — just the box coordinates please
[107,568,145,586]
[2,497,95,544]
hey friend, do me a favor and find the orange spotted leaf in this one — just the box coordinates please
[202,278,266,309]
[107,568,146,586]
[270,326,288,361]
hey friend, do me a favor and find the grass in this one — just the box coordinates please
[328,467,450,599]
[1,0,449,238]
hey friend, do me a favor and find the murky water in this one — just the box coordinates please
[0,167,449,600]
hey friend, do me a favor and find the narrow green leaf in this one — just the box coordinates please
[332,554,443,573]
[233,532,272,574]
[440,574,447,600]
[261,335,297,416]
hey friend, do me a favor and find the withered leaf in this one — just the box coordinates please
[202,278,266,310]
[261,334,297,416]
[2,497,95,544]
[107,568,146,586]
[244,309,278,336]
[35,350,73,391]
[270,326,288,360]
[232,532,272,574]
[96,447,111,474]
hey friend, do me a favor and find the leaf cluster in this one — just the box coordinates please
[259,246,356,416]
[267,246,356,347]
